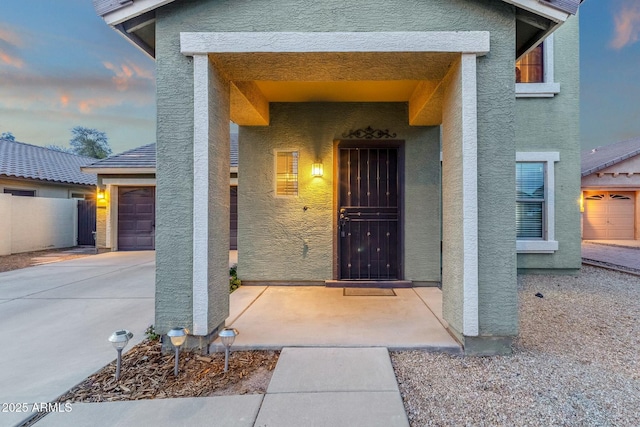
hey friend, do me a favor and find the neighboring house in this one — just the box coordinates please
[81,136,239,251]
[0,138,97,255]
[581,137,640,240]
[94,0,582,355]
[0,138,96,198]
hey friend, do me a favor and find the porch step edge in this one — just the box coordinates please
[325,280,412,288]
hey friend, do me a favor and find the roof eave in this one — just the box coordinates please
[581,149,640,177]
[99,0,176,26]
[80,167,157,174]
[503,0,572,23]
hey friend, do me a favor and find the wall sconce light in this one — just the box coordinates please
[311,162,324,177]
[579,193,584,213]
[97,189,106,200]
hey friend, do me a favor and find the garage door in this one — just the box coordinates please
[118,187,155,250]
[583,191,635,240]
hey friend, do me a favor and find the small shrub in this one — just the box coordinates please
[145,324,160,341]
[229,264,241,293]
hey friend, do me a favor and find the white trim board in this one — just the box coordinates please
[460,53,479,337]
[180,32,490,56]
[101,178,157,186]
[192,54,211,336]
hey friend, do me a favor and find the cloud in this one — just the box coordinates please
[0,27,25,68]
[103,60,155,91]
[0,52,23,68]
[0,28,24,47]
[610,3,640,50]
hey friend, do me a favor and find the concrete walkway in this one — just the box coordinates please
[37,347,409,427]
[582,240,640,271]
[0,252,155,427]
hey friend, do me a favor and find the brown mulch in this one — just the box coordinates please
[56,340,279,404]
[0,248,94,273]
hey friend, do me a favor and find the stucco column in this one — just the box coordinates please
[192,54,231,344]
[441,53,479,342]
[156,50,230,353]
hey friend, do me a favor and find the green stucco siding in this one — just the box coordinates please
[238,103,441,282]
[154,0,524,341]
[515,16,581,272]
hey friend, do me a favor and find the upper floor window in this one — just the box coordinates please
[515,34,560,98]
[516,44,543,83]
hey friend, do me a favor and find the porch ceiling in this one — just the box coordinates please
[209,52,457,127]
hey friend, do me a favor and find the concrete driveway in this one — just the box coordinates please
[0,251,154,427]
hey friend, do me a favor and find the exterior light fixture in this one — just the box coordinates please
[97,189,106,200]
[108,329,133,381]
[167,327,188,376]
[218,328,239,372]
[311,162,324,177]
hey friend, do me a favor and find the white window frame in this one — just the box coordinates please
[274,149,299,197]
[516,34,560,98]
[516,151,559,253]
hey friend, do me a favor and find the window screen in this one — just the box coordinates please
[516,162,545,239]
[276,151,298,196]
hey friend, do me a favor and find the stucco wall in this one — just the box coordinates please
[238,103,441,282]
[0,193,78,255]
[515,16,581,272]
[0,177,93,199]
[155,0,519,339]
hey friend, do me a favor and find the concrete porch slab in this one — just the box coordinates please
[267,347,398,393]
[211,286,460,352]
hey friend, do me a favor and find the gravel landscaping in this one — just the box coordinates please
[392,265,639,426]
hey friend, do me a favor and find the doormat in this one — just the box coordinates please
[344,288,396,296]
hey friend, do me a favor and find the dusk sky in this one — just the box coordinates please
[1,0,638,154]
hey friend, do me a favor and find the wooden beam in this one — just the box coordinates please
[230,81,269,126]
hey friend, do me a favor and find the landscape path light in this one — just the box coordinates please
[167,327,188,376]
[218,328,239,372]
[108,329,133,381]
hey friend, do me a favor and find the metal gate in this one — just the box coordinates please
[77,199,96,246]
[338,146,401,280]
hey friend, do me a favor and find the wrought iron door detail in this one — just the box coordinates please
[342,126,397,140]
[338,147,399,280]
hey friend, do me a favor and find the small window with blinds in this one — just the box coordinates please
[516,162,545,239]
[275,151,298,196]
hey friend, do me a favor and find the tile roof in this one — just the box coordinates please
[83,133,239,171]
[83,143,156,170]
[581,137,640,177]
[0,138,97,186]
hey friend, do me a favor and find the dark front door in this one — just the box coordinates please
[338,146,401,280]
[118,187,155,251]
